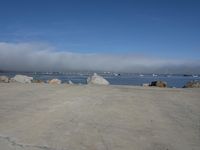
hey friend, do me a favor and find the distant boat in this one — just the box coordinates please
[139,74,144,77]
[167,75,171,77]
[104,71,110,74]
[114,73,121,76]
[192,75,198,78]
[152,74,158,77]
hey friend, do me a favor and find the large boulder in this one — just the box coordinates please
[87,73,109,85]
[150,81,167,88]
[183,80,200,88]
[0,76,9,83]
[48,79,61,84]
[10,75,33,83]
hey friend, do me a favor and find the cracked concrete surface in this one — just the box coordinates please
[0,83,200,150]
[0,135,52,150]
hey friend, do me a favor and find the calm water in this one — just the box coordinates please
[0,72,199,88]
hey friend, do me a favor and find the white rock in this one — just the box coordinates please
[68,80,74,85]
[0,76,9,83]
[48,79,61,84]
[87,73,109,85]
[10,75,33,83]
[142,83,149,87]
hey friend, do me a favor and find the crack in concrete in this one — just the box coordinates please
[0,135,53,150]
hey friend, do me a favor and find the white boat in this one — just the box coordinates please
[114,73,118,76]
[139,74,144,77]
[152,74,158,77]
[193,75,198,78]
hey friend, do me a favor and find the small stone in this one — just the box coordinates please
[32,79,44,83]
[68,80,74,85]
[142,83,149,87]
[0,76,9,83]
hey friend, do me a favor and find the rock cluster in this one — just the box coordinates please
[1,74,199,89]
[183,80,200,88]
[150,81,167,88]
[0,75,63,85]
[87,73,109,85]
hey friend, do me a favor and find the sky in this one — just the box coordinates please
[0,0,200,73]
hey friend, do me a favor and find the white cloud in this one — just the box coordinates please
[0,42,199,73]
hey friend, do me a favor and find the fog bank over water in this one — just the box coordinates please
[0,42,199,74]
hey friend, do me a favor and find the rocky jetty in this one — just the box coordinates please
[10,75,33,83]
[150,81,167,88]
[48,79,61,84]
[0,76,9,83]
[87,73,109,85]
[183,80,200,88]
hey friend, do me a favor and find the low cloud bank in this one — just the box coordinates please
[0,42,199,74]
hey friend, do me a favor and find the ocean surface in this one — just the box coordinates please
[0,71,199,88]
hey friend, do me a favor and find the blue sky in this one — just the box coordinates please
[0,0,200,73]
